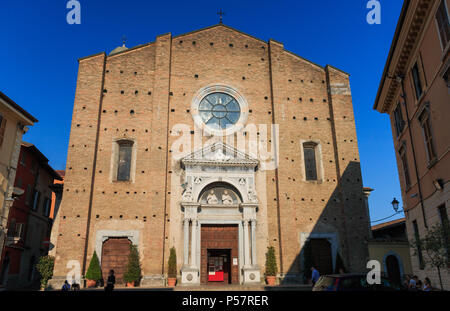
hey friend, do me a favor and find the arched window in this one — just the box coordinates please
[117,140,133,181]
[303,142,318,181]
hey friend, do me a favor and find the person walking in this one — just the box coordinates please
[105,270,116,292]
[311,266,320,287]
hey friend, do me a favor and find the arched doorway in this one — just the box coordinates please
[101,238,131,284]
[385,255,401,285]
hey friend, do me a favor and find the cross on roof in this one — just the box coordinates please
[121,35,127,47]
[217,9,225,24]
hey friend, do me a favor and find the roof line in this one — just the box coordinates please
[0,91,38,123]
[77,23,352,75]
[326,64,351,76]
[21,141,62,180]
[373,0,411,111]
[107,42,154,58]
[173,23,267,45]
[78,52,106,62]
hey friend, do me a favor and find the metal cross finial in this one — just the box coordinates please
[122,35,127,47]
[217,9,225,24]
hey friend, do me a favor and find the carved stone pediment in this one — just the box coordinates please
[181,142,258,168]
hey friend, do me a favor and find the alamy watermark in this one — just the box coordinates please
[366,260,381,284]
[66,0,81,25]
[366,0,381,25]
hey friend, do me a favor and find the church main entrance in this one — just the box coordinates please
[207,249,231,284]
[200,225,239,285]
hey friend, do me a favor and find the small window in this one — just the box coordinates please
[43,198,51,217]
[412,220,425,269]
[436,0,450,49]
[32,190,41,211]
[117,140,133,181]
[0,114,6,147]
[303,142,318,181]
[393,104,405,137]
[412,62,423,99]
[418,107,436,162]
[399,145,411,188]
[25,185,32,206]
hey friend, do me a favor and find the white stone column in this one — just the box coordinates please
[243,220,251,267]
[250,219,257,266]
[183,218,189,266]
[190,219,197,268]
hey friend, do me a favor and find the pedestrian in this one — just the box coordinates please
[423,277,432,291]
[404,275,411,289]
[105,269,115,292]
[311,266,320,286]
[71,281,80,291]
[61,280,71,291]
[409,275,418,290]
[416,279,423,291]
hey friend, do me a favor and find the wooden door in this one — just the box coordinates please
[101,238,131,284]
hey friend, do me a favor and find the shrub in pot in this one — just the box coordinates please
[167,247,177,287]
[124,245,142,287]
[265,246,278,286]
[85,251,102,288]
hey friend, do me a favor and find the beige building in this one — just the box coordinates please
[0,92,37,280]
[368,218,412,286]
[374,0,450,289]
[50,23,371,287]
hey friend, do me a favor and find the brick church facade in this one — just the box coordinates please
[50,24,371,286]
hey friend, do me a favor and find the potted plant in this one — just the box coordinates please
[85,251,102,288]
[36,255,54,290]
[124,245,142,287]
[265,246,278,286]
[167,247,177,287]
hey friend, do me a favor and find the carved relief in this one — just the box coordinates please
[221,190,234,205]
[182,185,194,202]
[206,190,219,204]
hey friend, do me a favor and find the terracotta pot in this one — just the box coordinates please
[266,276,276,286]
[86,279,97,288]
[126,282,135,288]
[167,278,177,287]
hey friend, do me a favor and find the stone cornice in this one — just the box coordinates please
[374,0,434,113]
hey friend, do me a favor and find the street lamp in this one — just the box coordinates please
[391,197,400,213]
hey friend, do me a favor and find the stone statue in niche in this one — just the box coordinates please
[206,190,219,204]
[182,185,193,202]
[222,190,234,205]
[248,189,258,203]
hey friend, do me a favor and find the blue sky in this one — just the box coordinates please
[0,0,405,223]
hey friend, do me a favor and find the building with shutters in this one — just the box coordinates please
[49,23,371,287]
[0,142,62,289]
[0,92,37,289]
[374,0,450,290]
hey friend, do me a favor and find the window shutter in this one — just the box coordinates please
[436,1,450,47]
